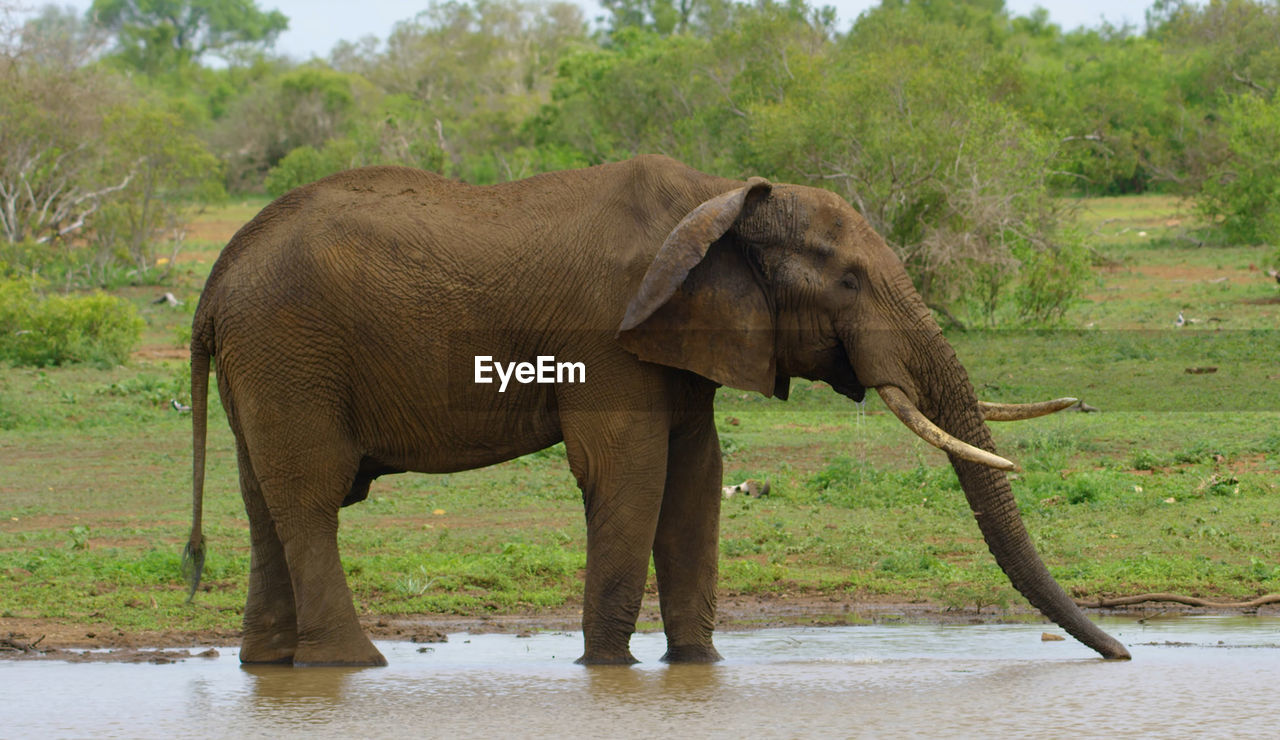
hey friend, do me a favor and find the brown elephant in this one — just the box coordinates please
[184,155,1130,666]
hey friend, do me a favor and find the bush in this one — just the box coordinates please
[90,102,226,273]
[0,278,143,367]
[1197,94,1280,246]
[1011,229,1092,325]
[264,138,359,197]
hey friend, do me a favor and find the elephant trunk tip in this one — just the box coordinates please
[1062,614,1130,660]
[1099,640,1132,661]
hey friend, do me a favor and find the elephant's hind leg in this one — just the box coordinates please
[236,438,298,664]
[251,437,386,667]
[653,406,724,663]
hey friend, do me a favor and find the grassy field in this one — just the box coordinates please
[1,193,1278,639]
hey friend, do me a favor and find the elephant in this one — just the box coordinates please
[183,154,1130,666]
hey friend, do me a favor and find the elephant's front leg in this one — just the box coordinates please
[562,407,670,665]
[653,409,723,663]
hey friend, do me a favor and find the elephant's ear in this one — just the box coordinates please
[617,178,778,397]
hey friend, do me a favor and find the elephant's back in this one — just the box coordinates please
[209,166,464,271]
[194,165,632,359]
[193,159,716,361]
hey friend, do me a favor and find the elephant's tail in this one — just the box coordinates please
[182,342,210,603]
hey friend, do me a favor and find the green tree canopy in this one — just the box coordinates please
[89,0,288,72]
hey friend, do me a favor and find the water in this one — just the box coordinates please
[5,617,1277,739]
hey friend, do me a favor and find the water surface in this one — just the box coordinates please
[6,617,1277,738]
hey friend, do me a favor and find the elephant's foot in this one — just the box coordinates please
[574,651,639,666]
[239,637,295,665]
[292,630,387,667]
[660,643,723,664]
[239,622,298,664]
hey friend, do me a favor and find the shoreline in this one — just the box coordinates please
[5,594,1277,662]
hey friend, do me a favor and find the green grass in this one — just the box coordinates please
[1069,194,1279,331]
[2,194,1279,635]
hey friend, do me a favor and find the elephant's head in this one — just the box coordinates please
[617,177,1130,660]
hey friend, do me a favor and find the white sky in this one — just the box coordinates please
[21,0,1160,61]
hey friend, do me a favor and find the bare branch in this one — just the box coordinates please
[703,66,748,119]
[1229,67,1273,96]
[1061,133,1105,143]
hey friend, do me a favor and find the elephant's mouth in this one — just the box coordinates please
[827,340,865,402]
[830,375,865,402]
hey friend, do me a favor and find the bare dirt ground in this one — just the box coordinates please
[132,344,191,361]
[4,593,1273,662]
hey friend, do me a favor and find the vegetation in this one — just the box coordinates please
[0,277,142,367]
[2,0,1280,332]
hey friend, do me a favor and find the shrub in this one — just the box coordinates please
[0,278,143,367]
[1197,94,1280,246]
[1011,229,1092,326]
[263,138,359,197]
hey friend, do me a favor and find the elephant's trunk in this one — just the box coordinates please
[882,338,1130,660]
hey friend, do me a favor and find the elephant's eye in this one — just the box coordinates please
[840,273,860,291]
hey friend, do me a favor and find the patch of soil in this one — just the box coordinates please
[132,345,190,361]
[0,637,222,664]
[4,592,1276,662]
[182,220,242,246]
[1125,264,1240,281]
[1086,262,1261,304]
[0,622,240,662]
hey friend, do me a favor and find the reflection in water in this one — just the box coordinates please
[241,663,367,723]
[243,663,362,703]
[3,617,1279,738]
[584,662,724,715]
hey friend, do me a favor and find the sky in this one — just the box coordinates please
[19,0,1160,61]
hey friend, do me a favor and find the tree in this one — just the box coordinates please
[1197,93,1280,245]
[599,0,717,36]
[536,29,719,164]
[210,63,376,190]
[88,0,288,72]
[91,102,225,274]
[1150,0,1280,100]
[331,0,589,182]
[12,3,109,67]
[533,3,830,171]
[597,0,827,38]
[1018,27,1179,193]
[1,8,223,284]
[0,16,132,247]
[743,2,1085,324]
[1153,0,1280,194]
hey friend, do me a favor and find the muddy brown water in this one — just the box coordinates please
[5,616,1277,738]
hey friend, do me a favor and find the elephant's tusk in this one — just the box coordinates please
[979,397,1078,422]
[877,386,1018,472]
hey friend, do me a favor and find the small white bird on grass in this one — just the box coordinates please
[722,479,770,499]
[1175,311,1185,327]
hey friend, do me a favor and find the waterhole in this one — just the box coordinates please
[5,617,1277,738]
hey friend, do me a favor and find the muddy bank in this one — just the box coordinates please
[4,593,1276,662]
